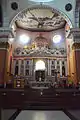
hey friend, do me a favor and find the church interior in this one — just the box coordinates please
[10,6,68,89]
[0,0,80,119]
[0,1,75,89]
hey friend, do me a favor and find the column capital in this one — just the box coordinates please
[68,28,80,36]
[0,27,14,39]
[68,28,80,43]
[0,42,10,49]
[72,43,80,50]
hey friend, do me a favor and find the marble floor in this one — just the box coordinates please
[15,110,71,120]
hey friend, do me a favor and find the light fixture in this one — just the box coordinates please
[53,35,61,44]
[35,60,45,70]
[9,38,14,42]
[19,34,30,44]
[29,0,53,2]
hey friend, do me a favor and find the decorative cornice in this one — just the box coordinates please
[13,56,67,59]
[13,47,67,60]
[67,28,80,39]
[0,42,10,49]
[0,27,14,38]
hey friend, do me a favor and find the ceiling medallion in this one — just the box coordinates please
[65,3,72,12]
[11,2,18,10]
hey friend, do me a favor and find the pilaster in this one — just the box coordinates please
[0,27,12,86]
[68,28,80,83]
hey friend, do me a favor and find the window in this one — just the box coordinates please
[62,61,64,65]
[62,66,65,76]
[15,66,18,75]
[57,61,59,64]
[26,61,29,64]
[52,61,54,65]
[15,60,19,75]
[25,70,29,76]
[51,70,55,76]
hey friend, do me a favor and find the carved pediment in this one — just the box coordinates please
[28,49,52,57]
[13,47,66,57]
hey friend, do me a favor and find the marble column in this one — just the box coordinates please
[48,59,50,75]
[29,59,32,76]
[13,60,16,75]
[33,59,35,81]
[45,59,47,81]
[55,60,57,70]
[18,60,21,75]
[60,60,62,76]
[50,60,52,76]
[65,60,67,76]
[24,60,26,76]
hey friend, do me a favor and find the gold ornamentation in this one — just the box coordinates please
[72,43,80,50]
[0,42,10,49]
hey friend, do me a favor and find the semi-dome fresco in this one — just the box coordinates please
[13,5,66,32]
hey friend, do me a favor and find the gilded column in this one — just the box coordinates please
[0,28,13,85]
[0,41,10,85]
[67,28,80,84]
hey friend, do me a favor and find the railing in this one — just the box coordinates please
[29,81,51,89]
[12,75,68,89]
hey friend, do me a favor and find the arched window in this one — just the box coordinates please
[35,60,45,71]
[0,5,2,27]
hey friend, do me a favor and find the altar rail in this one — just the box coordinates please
[13,75,68,89]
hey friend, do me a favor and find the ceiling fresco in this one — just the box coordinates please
[15,5,66,32]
